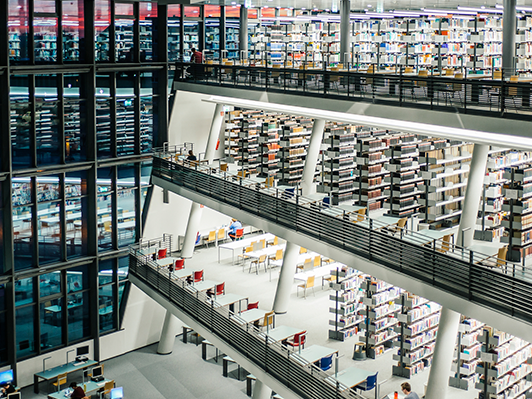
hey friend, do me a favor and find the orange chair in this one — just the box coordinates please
[158,248,167,259]
[235,228,244,240]
[193,270,204,283]
[175,258,185,270]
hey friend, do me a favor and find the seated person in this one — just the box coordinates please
[0,382,15,398]
[228,218,243,241]
[187,150,197,161]
[69,382,88,399]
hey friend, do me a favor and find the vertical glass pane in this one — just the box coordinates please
[116,73,135,156]
[117,164,135,190]
[10,75,32,169]
[116,18,135,62]
[99,285,114,333]
[39,271,61,298]
[226,17,240,60]
[67,291,89,342]
[98,168,113,251]
[8,0,30,63]
[168,6,180,61]
[13,206,34,271]
[140,96,153,153]
[184,6,200,17]
[0,285,5,311]
[34,0,56,13]
[140,161,152,219]
[96,99,112,159]
[0,313,7,363]
[205,18,220,62]
[36,75,60,165]
[66,197,86,258]
[140,2,157,61]
[34,17,58,63]
[183,21,199,61]
[67,264,89,293]
[98,259,114,286]
[115,3,133,15]
[15,278,33,306]
[118,281,127,310]
[38,201,62,265]
[62,0,84,62]
[118,189,136,247]
[12,177,32,206]
[37,175,60,202]
[95,0,111,62]
[16,304,35,358]
[40,298,62,350]
[118,256,128,281]
[65,75,86,162]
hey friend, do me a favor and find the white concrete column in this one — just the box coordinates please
[181,202,203,258]
[157,310,181,354]
[425,307,461,399]
[251,380,272,399]
[205,103,224,163]
[273,242,300,314]
[340,0,351,65]
[301,118,326,197]
[502,0,517,76]
[456,144,489,248]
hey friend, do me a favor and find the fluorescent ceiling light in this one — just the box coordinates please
[203,95,532,151]
[516,6,532,11]
[422,8,478,15]
[393,10,422,16]
[457,6,503,13]
[365,12,394,17]
[495,4,504,8]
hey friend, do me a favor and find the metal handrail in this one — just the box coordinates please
[151,152,532,325]
[174,61,532,121]
[128,246,365,399]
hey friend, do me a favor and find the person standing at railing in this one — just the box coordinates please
[228,218,242,241]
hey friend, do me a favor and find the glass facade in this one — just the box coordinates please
[1,0,165,372]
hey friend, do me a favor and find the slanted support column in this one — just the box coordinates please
[301,118,325,197]
[340,0,350,65]
[425,307,461,399]
[205,103,224,162]
[239,6,248,60]
[157,310,181,354]
[502,0,517,77]
[252,380,272,399]
[457,144,489,248]
[272,242,300,314]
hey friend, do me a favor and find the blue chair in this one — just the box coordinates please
[322,197,331,208]
[195,232,201,245]
[356,372,378,392]
[318,354,333,371]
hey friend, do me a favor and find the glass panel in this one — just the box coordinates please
[8,0,30,63]
[116,92,135,156]
[116,18,135,62]
[118,256,128,281]
[117,164,135,191]
[37,175,60,202]
[64,74,86,162]
[205,18,220,62]
[0,313,7,363]
[168,7,180,62]
[226,6,240,18]
[99,285,114,333]
[226,18,240,60]
[184,6,200,18]
[13,206,33,270]
[0,285,5,311]
[118,282,127,309]
[15,278,33,307]
[140,3,157,61]
[38,201,62,265]
[248,8,258,19]
[65,171,84,198]
[99,259,114,286]
[67,264,88,293]
[36,75,60,165]
[40,272,61,298]
[10,75,32,169]
[66,198,86,258]
[115,2,133,16]
[140,73,153,153]
[12,177,32,206]
[63,0,84,62]
[34,17,58,63]
[96,99,112,159]
[40,298,62,350]
[205,5,221,18]
[16,304,35,358]
[140,161,152,218]
[95,0,111,62]
[67,291,89,342]
[168,5,181,17]
[97,168,113,251]
[35,0,56,13]
[118,189,136,247]
[183,21,199,61]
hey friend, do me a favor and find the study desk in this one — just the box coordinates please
[326,367,378,399]
[47,378,113,399]
[355,215,401,230]
[172,269,193,280]
[213,293,249,313]
[156,256,177,267]
[34,360,98,393]
[258,325,304,343]
[187,279,220,293]
[291,345,338,366]
[218,233,275,264]
[233,309,271,325]
[246,244,286,261]
[400,229,451,246]
[293,262,343,282]
[138,246,159,256]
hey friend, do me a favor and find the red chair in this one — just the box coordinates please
[235,228,244,240]
[247,301,259,311]
[215,282,225,296]
[285,330,307,350]
[174,259,185,270]
[193,270,204,283]
[158,248,167,259]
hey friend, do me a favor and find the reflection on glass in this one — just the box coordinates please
[205,18,220,62]
[140,3,157,61]
[65,74,86,162]
[96,99,112,158]
[66,198,86,258]
[97,168,113,251]
[226,18,240,60]
[95,0,111,61]
[99,259,113,286]
[40,298,62,350]
[62,0,84,62]
[0,284,5,311]
[116,19,135,62]
[140,161,152,219]
[10,75,32,168]
[65,171,84,199]
[118,282,127,309]
[15,278,33,307]
[12,177,32,206]
[34,17,58,63]
[40,272,61,298]
[16,305,35,358]
[8,0,30,62]
[168,6,180,61]
[116,98,135,156]
[140,73,154,153]
[67,291,89,342]
[118,257,128,281]
[38,201,62,265]
[118,189,136,247]
[115,2,133,15]
[13,206,33,270]
[36,75,60,165]
[117,164,135,190]
[37,175,60,202]
[99,285,114,333]
[67,264,88,293]
[0,313,6,363]
[35,0,56,13]
[183,21,199,61]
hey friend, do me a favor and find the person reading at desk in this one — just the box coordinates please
[69,382,88,399]
[401,382,420,399]
[0,382,15,398]
[228,218,242,241]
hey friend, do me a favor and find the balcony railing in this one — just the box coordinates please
[151,151,532,326]
[174,61,532,121]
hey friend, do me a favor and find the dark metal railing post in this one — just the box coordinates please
[469,250,474,300]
